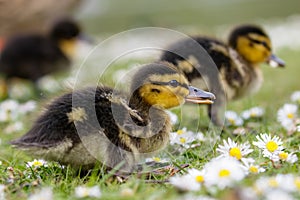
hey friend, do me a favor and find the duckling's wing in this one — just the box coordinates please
[10,91,81,149]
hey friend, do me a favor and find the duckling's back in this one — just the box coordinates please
[161,37,231,81]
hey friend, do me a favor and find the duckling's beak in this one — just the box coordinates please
[185,86,216,104]
[267,54,285,68]
[78,34,95,44]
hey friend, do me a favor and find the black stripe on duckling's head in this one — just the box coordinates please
[49,19,81,41]
[130,62,215,109]
[228,24,285,67]
[229,25,268,48]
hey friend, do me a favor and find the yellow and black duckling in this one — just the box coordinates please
[11,62,215,171]
[160,24,285,126]
[0,18,83,85]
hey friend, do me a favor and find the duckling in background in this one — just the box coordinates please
[0,19,85,97]
[11,62,215,171]
[160,24,285,126]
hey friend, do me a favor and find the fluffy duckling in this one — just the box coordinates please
[0,19,82,83]
[11,62,215,171]
[160,24,285,126]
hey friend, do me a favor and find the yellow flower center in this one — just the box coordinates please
[195,175,204,183]
[179,138,186,144]
[177,130,184,135]
[294,178,300,190]
[152,157,161,162]
[229,147,242,160]
[219,169,231,177]
[82,189,89,197]
[249,166,259,173]
[228,118,235,125]
[279,152,288,160]
[250,112,257,117]
[32,161,43,167]
[268,178,278,187]
[287,113,294,119]
[266,141,278,152]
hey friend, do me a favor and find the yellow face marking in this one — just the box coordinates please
[59,38,77,58]
[236,33,272,64]
[139,74,189,109]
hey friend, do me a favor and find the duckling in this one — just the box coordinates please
[0,18,83,84]
[160,24,285,126]
[11,62,215,171]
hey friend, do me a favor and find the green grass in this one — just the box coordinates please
[0,47,299,199]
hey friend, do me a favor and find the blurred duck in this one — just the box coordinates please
[161,24,285,126]
[11,62,215,171]
[0,19,87,98]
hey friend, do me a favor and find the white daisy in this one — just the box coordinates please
[278,151,298,163]
[291,91,300,104]
[252,133,284,161]
[74,185,102,198]
[0,99,19,111]
[187,168,205,184]
[0,99,20,122]
[37,76,61,93]
[203,157,246,189]
[26,159,48,169]
[254,176,279,194]
[254,174,287,194]
[265,189,293,200]
[277,104,298,132]
[169,173,201,192]
[225,111,243,126]
[293,176,300,191]
[275,174,300,193]
[28,187,53,200]
[241,158,265,174]
[165,110,178,125]
[241,107,265,120]
[19,100,37,114]
[217,138,253,160]
[170,127,204,148]
[8,82,34,100]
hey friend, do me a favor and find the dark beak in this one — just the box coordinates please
[78,34,95,44]
[185,86,216,104]
[267,54,285,68]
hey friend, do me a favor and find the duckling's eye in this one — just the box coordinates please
[168,80,179,87]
